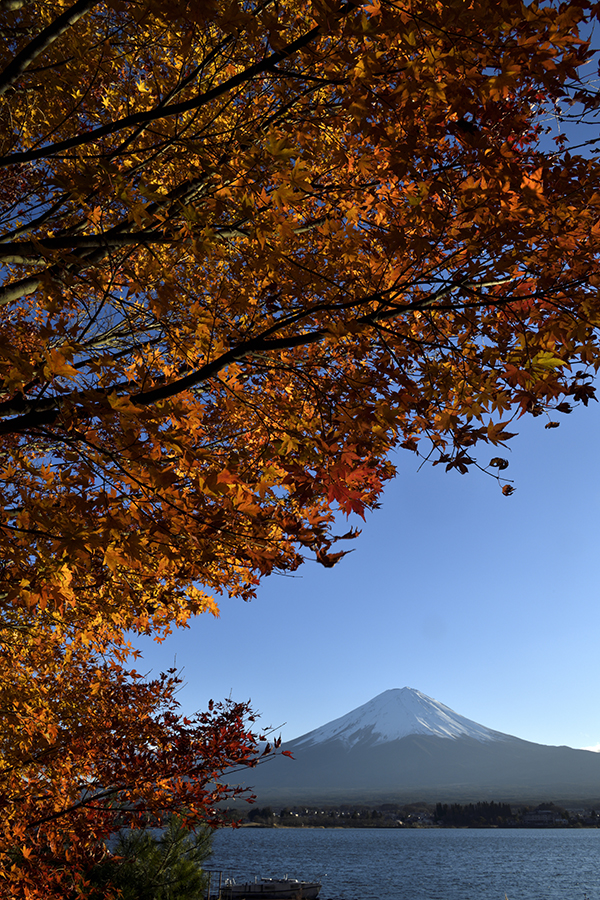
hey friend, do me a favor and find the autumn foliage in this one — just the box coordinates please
[1,0,600,895]
[3,638,260,897]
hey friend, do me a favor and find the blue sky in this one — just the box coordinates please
[133,401,600,753]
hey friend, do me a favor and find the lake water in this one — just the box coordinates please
[208,827,600,900]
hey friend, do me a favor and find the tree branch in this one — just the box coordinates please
[0,277,523,434]
[0,0,100,97]
[0,5,355,166]
[0,231,189,262]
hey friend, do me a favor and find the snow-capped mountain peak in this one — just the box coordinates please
[292,688,509,748]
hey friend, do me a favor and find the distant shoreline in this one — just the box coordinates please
[234,800,600,830]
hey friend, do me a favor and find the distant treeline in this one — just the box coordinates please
[237,801,600,828]
[434,801,513,827]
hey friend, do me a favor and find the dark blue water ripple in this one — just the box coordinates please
[209,828,600,900]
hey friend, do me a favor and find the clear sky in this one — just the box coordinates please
[132,401,600,753]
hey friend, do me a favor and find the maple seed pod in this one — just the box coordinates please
[489,457,509,470]
[502,485,516,496]
[545,421,560,429]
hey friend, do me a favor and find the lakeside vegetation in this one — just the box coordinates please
[237,802,600,829]
[85,818,212,900]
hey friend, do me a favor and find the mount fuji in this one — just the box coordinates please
[291,687,507,747]
[240,688,600,805]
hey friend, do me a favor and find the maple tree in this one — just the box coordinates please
[2,0,600,895]
[2,611,263,898]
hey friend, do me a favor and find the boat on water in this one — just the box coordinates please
[216,877,321,900]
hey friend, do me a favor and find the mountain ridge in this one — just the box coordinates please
[238,688,600,805]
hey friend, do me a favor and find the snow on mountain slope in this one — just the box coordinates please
[292,688,511,748]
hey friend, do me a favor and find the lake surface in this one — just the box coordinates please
[208,827,600,900]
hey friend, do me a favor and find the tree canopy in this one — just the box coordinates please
[1,0,600,895]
